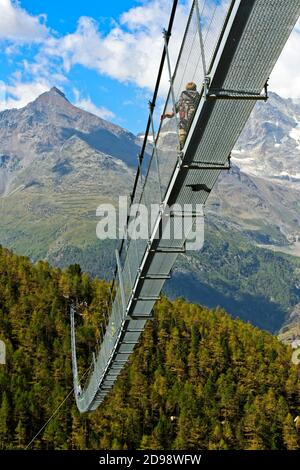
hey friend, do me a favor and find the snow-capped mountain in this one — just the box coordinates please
[232,92,300,184]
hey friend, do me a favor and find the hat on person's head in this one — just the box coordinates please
[186,82,197,90]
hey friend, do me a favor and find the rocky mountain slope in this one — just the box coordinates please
[0,88,138,275]
[207,163,300,250]
[0,87,140,198]
[0,88,300,332]
[233,92,300,184]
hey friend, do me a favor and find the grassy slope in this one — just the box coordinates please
[1,187,300,333]
[165,222,300,333]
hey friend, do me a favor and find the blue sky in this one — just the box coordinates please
[0,0,170,133]
[21,1,138,32]
[0,0,299,134]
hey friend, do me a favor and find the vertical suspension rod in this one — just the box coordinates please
[70,305,80,394]
[162,29,182,159]
[194,0,207,78]
[148,101,163,202]
[115,249,126,314]
[124,226,133,288]
[163,29,180,136]
[116,0,179,265]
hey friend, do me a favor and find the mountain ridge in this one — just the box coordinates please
[1,88,300,333]
[0,87,140,197]
[233,92,300,184]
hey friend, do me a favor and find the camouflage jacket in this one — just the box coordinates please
[175,90,200,131]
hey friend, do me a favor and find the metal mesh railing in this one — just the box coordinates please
[74,0,235,411]
[121,0,231,263]
[72,0,300,412]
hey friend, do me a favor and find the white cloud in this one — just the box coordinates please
[44,1,191,93]
[0,0,48,43]
[43,0,300,100]
[270,19,300,99]
[0,81,6,109]
[0,79,50,110]
[1,0,300,116]
[0,80,116,120]
[73,90,115,119]
[0,0,191,115]
[120,0,179,32]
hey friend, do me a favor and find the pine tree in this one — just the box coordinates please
[14,420,26,449]
[0,392,9,449]
[0,246,299,450]
[283,413,299,450]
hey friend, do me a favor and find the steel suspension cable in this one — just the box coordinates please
[25,365,92,449]
[110,0,179,293]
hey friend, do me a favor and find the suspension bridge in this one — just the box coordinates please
[71,0,300,412]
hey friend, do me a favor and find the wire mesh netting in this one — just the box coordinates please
[119,0,231,276]
[77,0,300,412]
[73,0,300,412]
[75,0,234,410]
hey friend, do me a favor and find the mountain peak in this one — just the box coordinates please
[33,87,69,105]
[48,87,67,99]
[28,86,70,110]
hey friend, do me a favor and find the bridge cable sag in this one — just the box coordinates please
[71,0,300,413]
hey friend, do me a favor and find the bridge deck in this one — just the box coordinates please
[71,0,300,412]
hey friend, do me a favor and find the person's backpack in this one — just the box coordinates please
[178,90,200,126]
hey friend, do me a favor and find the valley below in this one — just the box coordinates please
[1,88,300,337]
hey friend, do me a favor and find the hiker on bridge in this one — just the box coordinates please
[161,82,200,149]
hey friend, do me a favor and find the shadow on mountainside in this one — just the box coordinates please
[164,272,287,334]
[61,127,144,168]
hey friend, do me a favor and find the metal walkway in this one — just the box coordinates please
[71,0,300,412]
